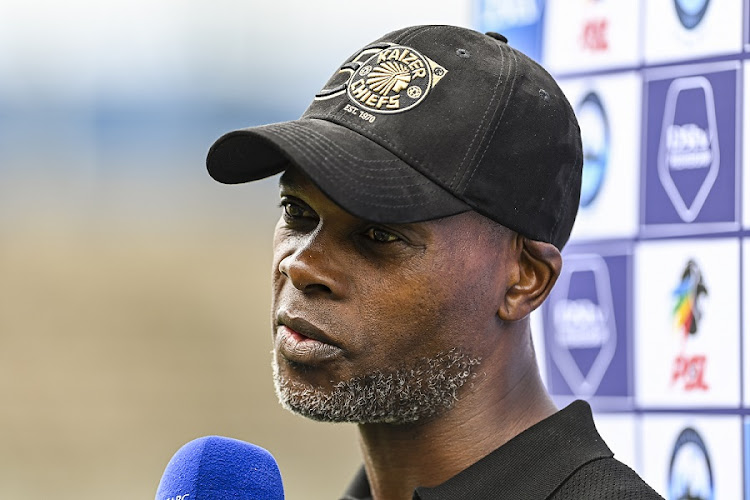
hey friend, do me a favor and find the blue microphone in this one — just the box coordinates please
[155,436,284,500]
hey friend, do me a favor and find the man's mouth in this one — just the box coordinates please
[275,315,342,365]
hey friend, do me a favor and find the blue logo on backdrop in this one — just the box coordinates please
[576,92,610,208]
[477,0,545,61]
[668,427,714,500]
[547,254,617,397]
[643,66,737,230]
[658,77,719,223]
[674,0,710,30]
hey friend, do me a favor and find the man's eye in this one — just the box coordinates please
[281,201,313,219]
[364,227,400,243]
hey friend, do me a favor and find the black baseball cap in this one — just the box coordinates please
[207,25,582,249]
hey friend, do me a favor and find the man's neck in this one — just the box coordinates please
[355,346,557,500]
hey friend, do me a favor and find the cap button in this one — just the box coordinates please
[485,32,508,43]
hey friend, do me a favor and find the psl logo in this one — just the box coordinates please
[668,427,714,500]
[671,260,709,391]
[658,77,720,223]
[673,0,711,30]
[580,18,608,52]
[576,92,610,208]
[549,254,617,396]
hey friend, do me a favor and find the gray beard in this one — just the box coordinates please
[272,348,482,424]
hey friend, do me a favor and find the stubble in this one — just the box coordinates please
[272,348,482,424]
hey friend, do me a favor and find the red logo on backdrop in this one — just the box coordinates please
[671,354,708,390]
[670,260,709,391]
[580,18,609,51]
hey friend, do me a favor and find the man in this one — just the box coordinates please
[207,25,662,499]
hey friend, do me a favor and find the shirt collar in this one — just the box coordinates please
[341,400,612,500]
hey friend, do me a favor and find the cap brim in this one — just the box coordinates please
[206,118,471,224]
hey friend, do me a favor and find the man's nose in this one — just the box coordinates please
[277,239,346,296]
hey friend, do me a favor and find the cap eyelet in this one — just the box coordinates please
[456,48,470,58]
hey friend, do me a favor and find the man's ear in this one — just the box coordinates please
[498,236,562,322]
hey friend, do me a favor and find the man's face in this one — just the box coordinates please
[270,168,516,424]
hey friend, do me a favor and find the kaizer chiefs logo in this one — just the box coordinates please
[346,45,448,114]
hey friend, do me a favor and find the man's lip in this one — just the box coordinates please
[275,324,343,365]
[276,315,339,347]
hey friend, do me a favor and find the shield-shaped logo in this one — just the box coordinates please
[657,76,720,223]
[548,254,617,396]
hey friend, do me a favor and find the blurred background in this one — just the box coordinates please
[2,0,748,498]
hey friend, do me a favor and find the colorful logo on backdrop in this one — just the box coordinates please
[545,253,629,399]
[671,260,709,392]
[673,0,711,30]
[668,427,714,500]
[576,92,610,208]
[643,66,738,230]
[477,0,545,61]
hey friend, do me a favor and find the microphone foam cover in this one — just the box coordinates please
[156,435,284,500]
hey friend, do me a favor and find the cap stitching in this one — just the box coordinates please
[389,25,424,45]
[272,129,458,209]
[283,122,405,168]
[462,47,518,188]
[449,42,508,189]
[273,125,445,199]
[279,122,406,170]
[275,125,427,184]
[281,153,440,206]
[399,24,446,45]
[297,119,453,192]
[281,123,444,190]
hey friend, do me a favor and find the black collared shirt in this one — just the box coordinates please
[341,400,663,500]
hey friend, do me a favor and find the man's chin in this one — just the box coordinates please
[271,349,482,425]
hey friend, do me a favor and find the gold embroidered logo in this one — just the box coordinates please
[345,45,447,114]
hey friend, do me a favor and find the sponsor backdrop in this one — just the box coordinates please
[479,0,747,497]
